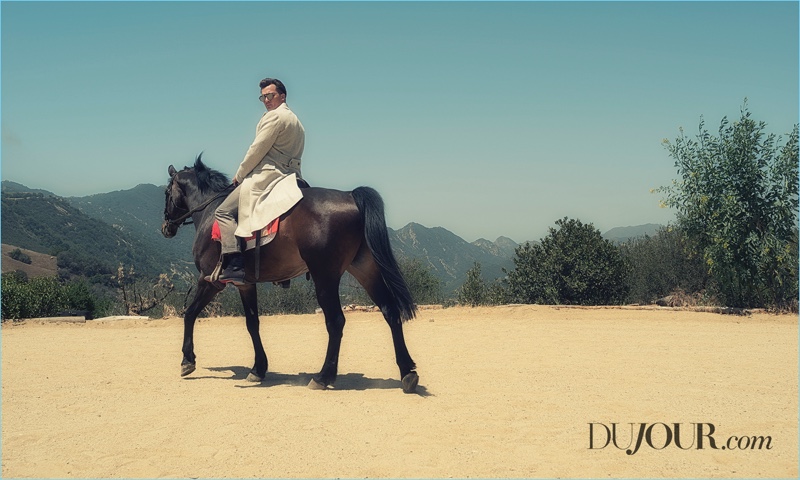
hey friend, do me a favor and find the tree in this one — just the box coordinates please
[63,279,97,317]
[658,102,799,308]
[457,262,488,306]
[337,258,442,307]
[399,258,443,306]
[504,241,556,304]
[619,226,709,304]
[504,218,629,305]
[112,264,175,315]
[259,280,318,315]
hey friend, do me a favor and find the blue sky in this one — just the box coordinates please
[2,1,798,243]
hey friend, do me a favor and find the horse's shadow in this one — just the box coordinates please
[193,365,431,396]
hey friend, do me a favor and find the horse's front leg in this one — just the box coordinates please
[238,284,268,381]
[181,279,223,377]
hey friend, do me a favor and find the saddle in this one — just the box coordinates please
[207,175,310,288]
[211,218,279,252]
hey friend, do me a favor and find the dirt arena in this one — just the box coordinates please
[2,305,797,478]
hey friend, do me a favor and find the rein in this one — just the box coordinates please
[166,184,234,228]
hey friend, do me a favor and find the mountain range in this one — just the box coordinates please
[1,180,661,293]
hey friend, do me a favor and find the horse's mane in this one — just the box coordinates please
[192,153,230,194]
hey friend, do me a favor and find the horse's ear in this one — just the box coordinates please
[168,165,177,177]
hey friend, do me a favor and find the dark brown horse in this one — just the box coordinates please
[161,156,419,393]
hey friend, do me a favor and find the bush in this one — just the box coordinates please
[457,262,488,306]
[339,258,443,307]
[63,279,97,316]
[658,103,799,308]
[504,218,629,305]
[1,274,105,321]
[162,257,443,319]
[619,226,709,304]
[1,274,28,320]
[400,258,443,305]
[259,280,318,315]
[8,248,32,264]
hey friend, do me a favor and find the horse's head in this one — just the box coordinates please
[161,164,192,238]
[162,155,231,238]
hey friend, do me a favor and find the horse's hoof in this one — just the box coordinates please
[308,378,328,390]
[246,372,263,383]
[181,363,196,377]
[402,371,419,393]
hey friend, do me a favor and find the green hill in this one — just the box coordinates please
[1,181,521,294]
[67,184,195,269]
[1,191,164,281]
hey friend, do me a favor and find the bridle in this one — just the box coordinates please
[164,181,234,228]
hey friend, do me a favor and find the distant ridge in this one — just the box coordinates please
[2,180,665,293]
[602,223,664,243]
[388,222,516,293]
[1,181,56,196]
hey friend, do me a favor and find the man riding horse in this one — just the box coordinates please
[214,77,305,285]
[162,77,419,392]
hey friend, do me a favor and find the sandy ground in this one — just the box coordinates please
[1,305,797,478]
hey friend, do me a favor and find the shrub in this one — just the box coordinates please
[8,248,32,264]
[619,226,709,304]
[1,274,105,320]
[457,262,488,306]
[658,102,799,308]
[505,218,629,305]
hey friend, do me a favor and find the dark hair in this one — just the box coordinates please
[259,78,287,97]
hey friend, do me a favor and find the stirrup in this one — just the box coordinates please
[217,252,246,285]
[204,260,223,283]
[218,272,246,286]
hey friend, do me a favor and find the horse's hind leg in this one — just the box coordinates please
[385,312,418,393]
[308,274,346,390]
[384,314,418,393]
[237,284,267,381]
[347,259,418,393]
[182,279,223,377]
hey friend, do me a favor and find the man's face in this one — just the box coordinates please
[260,84,285,111]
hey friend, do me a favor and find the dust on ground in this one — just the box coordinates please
[2,305,797,478]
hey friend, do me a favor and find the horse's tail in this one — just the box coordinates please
[351,186,417,323]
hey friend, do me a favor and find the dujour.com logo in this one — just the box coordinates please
[589,422,773,455]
